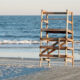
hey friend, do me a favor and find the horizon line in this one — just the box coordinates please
[0,14,80,16]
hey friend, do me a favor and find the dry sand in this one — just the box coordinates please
[9,66,80,80]
[0,58,80,80]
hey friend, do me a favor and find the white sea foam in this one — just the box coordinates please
[0,40,40,44]
[74,41,80,43]
[0,40,80,44]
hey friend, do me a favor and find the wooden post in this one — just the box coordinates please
[71,12,74,67]
[58,38,60,57]
[40,10,43,67]
[46,14,50,67]
[65,10,68,66]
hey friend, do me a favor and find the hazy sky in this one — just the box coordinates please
[0,0,80,15]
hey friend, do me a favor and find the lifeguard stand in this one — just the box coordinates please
[39,10,74,67]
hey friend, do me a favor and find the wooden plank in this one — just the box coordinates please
[40,46,73,50]
[40,48,49,54]
[66,59,72,63]
[68,11,72,15]
[66,10,72,15]
[40,10,43,67]
[58,39,60,57]
[40,46,56,49]
[68,30,73,34]
[65,10,69,65]
[40,57,42,67]
[67,38,73,42]
[41,19,48,23]
[41,28,72,34]
[41,41,60,55]
[40,10,43,45]
[71,12,74,66]
[41,29,66,32]
[40,38,58,41]
[43,18,66,20]
[45,13,49,58]
[43,12,67,14]
[40,54,60,57]
[67,47,73,50]
[40,38,73,42]
[68,21,72,24]
[40,41,58,54]
[42,10,47,13]
[60,42,66,47]
[71,12,74,39]
[42,58,50,61]
[40,54,73,58]
[67,55,73,58]
[48,49,56,54]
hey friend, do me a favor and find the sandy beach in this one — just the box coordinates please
[11,66,80,80]
[0,58,80,80]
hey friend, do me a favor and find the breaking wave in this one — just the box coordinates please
[0,40,80,44]
[0,40,40,44]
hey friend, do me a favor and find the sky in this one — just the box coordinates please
[0,0,80,15]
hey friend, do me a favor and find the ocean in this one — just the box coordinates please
[0,15,80,80]
[0,15,80,59]
[0,16,40,48]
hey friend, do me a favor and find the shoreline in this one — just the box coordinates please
[0,57,80,67]
[0,48,80,60]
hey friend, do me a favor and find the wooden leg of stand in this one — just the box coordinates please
[40,57,42,67]
[72,57,74,67]
[48,61,50,67]
[64,58,67,66]
[47,58,50,67]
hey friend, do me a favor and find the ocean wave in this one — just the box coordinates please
[0,40,40,44]
[74,41,80,43]
[0,40,80,44]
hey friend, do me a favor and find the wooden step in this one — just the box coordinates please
[40,38,73,42]
[42,18,66,20]
[67,38,74,42]
[40,46,73,50]
[40,58,50,61]
[41,29,72,34]
[40,38,58,41]
[43,12,67,14]
[40,54,73,58]
[65,59,72,62]
[41,19,48,23]
[68,21,72,24]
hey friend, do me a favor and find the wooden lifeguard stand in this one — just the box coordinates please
[39,10,74,67]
